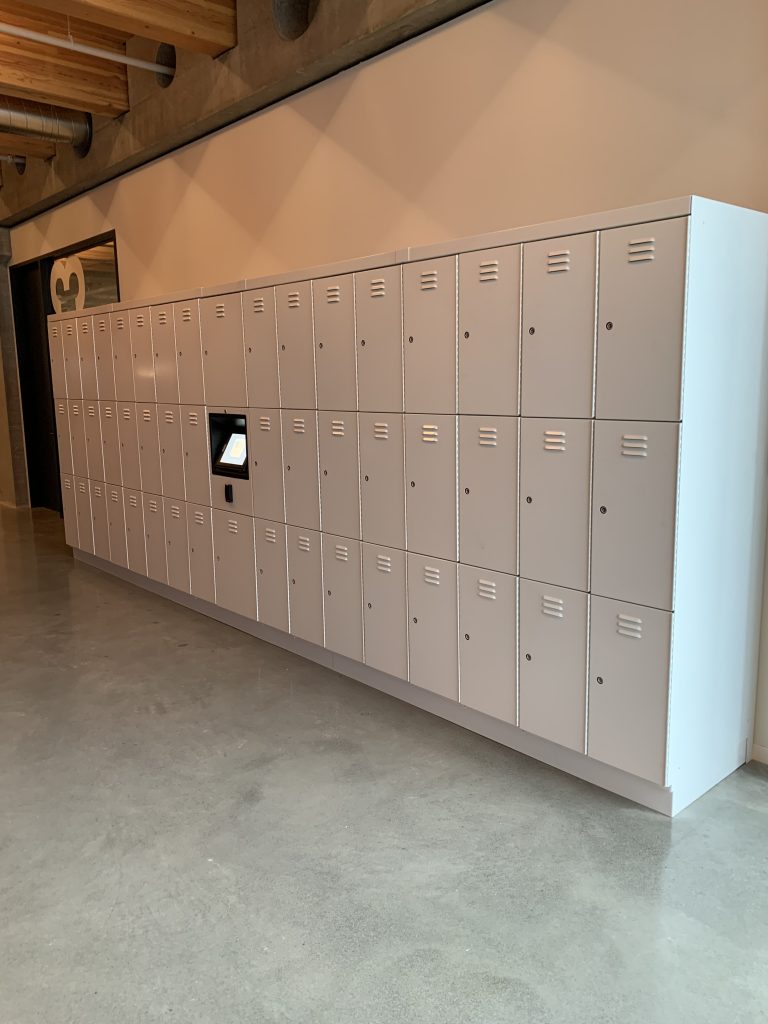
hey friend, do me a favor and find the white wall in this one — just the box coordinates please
[9,0,768,755]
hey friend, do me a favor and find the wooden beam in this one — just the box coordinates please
[0,130,55,159]
[23,0,237,57]
[0,1,128,52]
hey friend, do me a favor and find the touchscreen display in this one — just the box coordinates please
[217,432,247,467]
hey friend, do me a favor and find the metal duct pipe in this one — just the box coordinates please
[0,97,91,155]
[0,22,173,76]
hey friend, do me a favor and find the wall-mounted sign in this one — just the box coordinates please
[48,239,118,313]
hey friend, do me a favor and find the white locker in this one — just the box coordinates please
[403,257,457,414]
[407,553,458,700]
[313,274,357,411]
[458,565,517,724]
[362,543,408,680]
[254,518,289,631]
[93,311,115,401]
[130,307,155,403]
[355,266,403,413]
[201,293,246,406]
[110,311,134,401]
[212,509,257,619]
[100,402,121,485]
[55,399,72,475]
[459,415,518,574]
[61,474,78,547]
[137,404,163,496]
[124,489,147,576]
[458,245,521,416]
[187,503,215,603]
[69,400,88,478]
[164,498,190,593]
[106,485,128,569]
[84,401,104,481]
[518,579,588,752]
[152,304,179,405]
[281,410,320,530]
[359,413,405,550]
[318,411,360,540]
[77,316,98,399]
[596,218,687,421]
[519,418,592,592]
[180,406,210,506]
[208,406,253,515]
[158,405,185,501]
[248,409,285,523]
[48,322,67,398]
[588,596,671,784]
[142,493,168,584]
[322,534,363,661]
[591,420,678,610]
[74,477,93,554]
[287,526,324,646]
[89,480,110,560]
[276,281,316,409]
[243,288,280,408]
[62,319,81,398]
[117,403,142,492]
[521,232,597,418]
[404,414,457,561]
[174,300,205,405]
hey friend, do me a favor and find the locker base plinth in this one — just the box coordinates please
[75,547,681,816]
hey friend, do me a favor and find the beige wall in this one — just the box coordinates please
[9,0,768,753]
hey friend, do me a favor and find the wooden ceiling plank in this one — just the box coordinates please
[0,1,128,52]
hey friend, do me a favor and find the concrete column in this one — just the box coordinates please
[0,229,29,507]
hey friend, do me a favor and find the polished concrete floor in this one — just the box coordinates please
[1,508,767,1024]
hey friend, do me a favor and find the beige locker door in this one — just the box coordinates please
[404,414,457,561]
[282,410,320,530]
[596,218,687,421]
[110,311,134,401]
[254,518,289,631]
[248,410,285,523]
[152,304,179,405]
[89,480,110,560]
[55,400,72,475]
[158,405,186,500]
[458,565,517,724]
[355,266,404,413]
[588,596,671,784]
[61,475,79,548]
[287,526,324,646]
[137,404,163,496]
[93,311,115,401]
[130,307,155,403]
[519,418,592,592]
[322,535,363,661]
[359,413,405,550]
[521,232,597,418]
[458,245,521,416]
[313,274,357,411]
[84,401,104,481]
[362,543,408,680]
[407,553,458,700]
[403,256,457,414]
[164,498,190,593]
[187,503,215,603]
[459,415,518,574]
[124,489,147,575]
[174,300,205,405]
[69,400,88,478]
[48,322,67,399]
[180,406,211,506]
[62,319,82,398]
[276,281,316,409]
[106,485,128,569]
[518,579,588,752]
[212,508,257,618]
[77,316,98,399]
[200,294,247,406]
[244,288,280,408]
[74,477,94,554]
[100,403,122,486]
[318,411,360,540]
[142,493,168,583]
[117,403,142,491]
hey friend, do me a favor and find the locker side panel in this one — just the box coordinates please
[254,518,289,632]
[137,404,163,496]
[180,406,211,507]
[130,308,155,403]
[355,266,403,413]
[61,474,79,548]
[248,409,285,523]
[403,256,457,414]
[459,415,518,574]
[142,493,168,584]
[407,553,458,700]
[164,498,190,593]
[287,526,324,646]
[318,411,360,540]
[89,480,111,560]
[322,534,363,661]
[276,281,316,409]
[152,304,179,405]
[106,485,128,569]
[117,403,142,492]
[158,404,186,501]
[200,294,247,407]
[244,288,280,408]
[187,503,215,604]
[281,410,320,530]
[48,322,67,399]
[110,311,134,401]
[84,401,105,481]
[212,509,257,618]
[62,319,82,398]
[124,489,147,576]
[77,316,98,399]
[359,413,405,550]
[174,300,205,405]
[405,414,457,561]
[55,399,73,475]
[458,565,517,724]
[100,402,122,485]
[362,543,408,680]
[69,400,88,478]
[93,311,115,401]
[74,477,94,554]
[313,274,357,411]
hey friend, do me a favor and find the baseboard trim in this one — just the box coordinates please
[751,743,768,765]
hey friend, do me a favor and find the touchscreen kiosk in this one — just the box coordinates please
[209,412,249,481]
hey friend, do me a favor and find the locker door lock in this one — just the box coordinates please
[600,506,607,514]
[528,327,535,335]
[525,653,532,661]
[596,676,604,685]
[225,483,234,503]
[605,322,613,331]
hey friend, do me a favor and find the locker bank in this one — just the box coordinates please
[51,195,768,816]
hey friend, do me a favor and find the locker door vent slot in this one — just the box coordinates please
[547,250,571,273]
[104,406,113,419]
[621,434,649,457]
[370,278,386,298]
[188,412,199,426]
[80,321,90,335]
[164,410,174,423]
[193,511,205,526]
[298,535,311,552]
[478,260,500,283]
[64,478,72,490]
[181,308,192,323]
[376,554,392,572]
[171,505,181,519]
[66,325,74,336]
[543,430,567,452]
[478,426,498,447]
[58,401,65,414]
[227,519,238,535]
[97,320,106,333]
[115,317,125,330]
[149,499,159,513]
[541,595,564,618]
[94,484,103,497]
[142,410,152,422]
[73,405,81,417]
[420,270,438,291]
[52,327,59,339]
[252,296,265,314]
[293,417,306,434]
[110,491,119,503]
[215,303,226,319]
[78,481,86,493]
[121,408,130,420]
[287,291,301,309]
[373,422,389,440]
[259,416,271,430]
[265,527,277,543]
[87,405,96,417]
[335,544,349,561]
[477,578,497,600]
[617,613,643,639]
[326,285,341,304]
[421,424,439,443]
[423,565,441,585]
[157,311,168,325]
[135,314,146,328]
[627,238,656,263]
[331,419,345,437]
[128,494,138,507]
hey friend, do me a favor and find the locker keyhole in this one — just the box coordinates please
[526,496,532,504]
[327,589,332,595]
[600,506,607,514]
[259,568,263,574]
[464,633,470,640]
[410,481,415,488]
[412,617,418,623]
[464,487,470,495]
[525,653,532,661]
[318,342,324,349]
[323,470,328,476]
[367,602,372,609]
[360,339,366,347]
[596,676,604,685]
[408,336,414,344]
[528,327,535,336]
[605,322,613,331]
[364,475,369,482]
[464,331,470,339]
